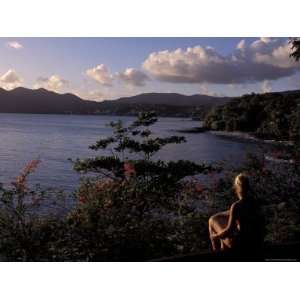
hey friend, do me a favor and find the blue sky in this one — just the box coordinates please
[0,37,299,100]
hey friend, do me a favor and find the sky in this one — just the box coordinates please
[0,37,299,101]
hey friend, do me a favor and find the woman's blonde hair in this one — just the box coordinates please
[234,173,250,200]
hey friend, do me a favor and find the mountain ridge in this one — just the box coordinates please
[0,87,230,117]
[108,92,230,106]
[1,87,300,118]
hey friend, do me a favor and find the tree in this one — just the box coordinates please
[68,112,216,260]
[289,39,300,159]
[74,111,213,194]
[290,38,300,62]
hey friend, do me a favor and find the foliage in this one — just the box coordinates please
[205,153,300,245]
[204,44,300,142]
[74,111,213,191]
[0,160,67,261]
[66,112,215,260]
[248,154,300,243]
[0,153,299,261]
[0,113,217,261]
[0,113,299,261]
[290,38,300,62]
[53,178,210,261]
[204,91,300,141]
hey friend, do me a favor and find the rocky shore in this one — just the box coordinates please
[209,130,294,146]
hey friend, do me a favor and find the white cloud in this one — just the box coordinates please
[0,69,23,90]
[199,84,218,96]
[261,80,272,93]
[143,38,300,85]
[6,41,23,49]
[75,89,114,101]
[86,64,113,86]
[260,37,272,43]
[236,39,246,51]
[254,43,295,68]
[117,68,149,86]
[34,75,69,92]
[76,86,140,101]
[87,90,106,101]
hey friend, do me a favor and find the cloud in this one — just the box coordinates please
[261,80,272,93]
[199,84,219,96]
[143,38,300,85]
[75,88,115,101]
[117,68,149,86]
[253,43,295,68]
[0,69,23,90]
[87,90,106,101]
[86,64,113,86]
[34,75,69,92]
[6,41,23,49]
[236,39,246,51]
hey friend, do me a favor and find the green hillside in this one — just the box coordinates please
[204,90,300,141]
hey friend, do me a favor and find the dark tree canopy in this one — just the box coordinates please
[74,111,214,191]
[290,38,300,62]
[204,91,300,141]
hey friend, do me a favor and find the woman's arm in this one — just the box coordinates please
[213,202,239,239]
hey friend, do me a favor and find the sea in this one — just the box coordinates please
[0,113,265,192]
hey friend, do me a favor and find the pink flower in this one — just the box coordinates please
[194,183,204,193]
[12,159,40,192]
[124,161,135,177]
[79,196,87,204]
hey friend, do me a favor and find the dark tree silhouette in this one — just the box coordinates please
[74,111,214,194]
[290,38,300,62]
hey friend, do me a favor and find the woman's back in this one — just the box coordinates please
[233,198,264,252]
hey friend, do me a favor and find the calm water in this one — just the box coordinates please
[0,113,263,191]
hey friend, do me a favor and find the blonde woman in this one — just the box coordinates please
[208,173,262,253]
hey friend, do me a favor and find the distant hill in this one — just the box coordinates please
[3,87,300,127]
[99,92,230,118]
[0,87,231,118]
[113,92,230,106]
[0,87,100,114]
[204,90,300,141]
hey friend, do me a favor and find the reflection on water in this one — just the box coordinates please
[0,113,264,191]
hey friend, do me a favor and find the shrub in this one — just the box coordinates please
[204,152,300,246]
[0,113,299,261]
[67,112,216,260]
[0,160,67,261]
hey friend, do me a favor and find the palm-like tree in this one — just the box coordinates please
[290,38,300,62]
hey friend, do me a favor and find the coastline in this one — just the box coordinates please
[208,130,294,146]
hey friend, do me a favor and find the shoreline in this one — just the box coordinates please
[172,126,295,147]
[208,130,294,146]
